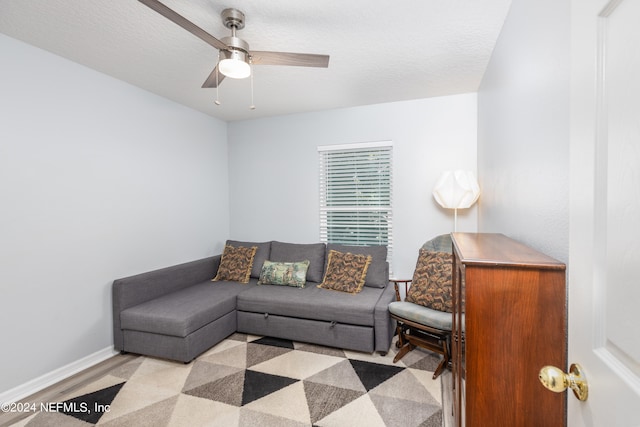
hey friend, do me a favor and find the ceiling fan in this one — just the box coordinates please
[138,0,330,89]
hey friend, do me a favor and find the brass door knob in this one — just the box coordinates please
[539,363,588,401]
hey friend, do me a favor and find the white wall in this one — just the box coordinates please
[477,0,570,262]
[227,94,478,278]
[0,34,229,395]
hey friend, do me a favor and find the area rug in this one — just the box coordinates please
[13,334,443,426]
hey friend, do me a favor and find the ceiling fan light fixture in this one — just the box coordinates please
[218,50,251,79]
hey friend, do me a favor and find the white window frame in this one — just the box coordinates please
[318,141,393,267]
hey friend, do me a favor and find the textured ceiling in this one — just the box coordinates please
[0,0,511,122]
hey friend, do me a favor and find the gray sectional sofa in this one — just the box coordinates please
[112,240,396,363]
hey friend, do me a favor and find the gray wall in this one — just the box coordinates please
[477,0,570,262]
[0,34,230,393]
[227,94,479,278]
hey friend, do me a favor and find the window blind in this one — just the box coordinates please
[318,142,393,264]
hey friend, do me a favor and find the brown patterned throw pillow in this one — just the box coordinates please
[318,250,372,294]
[212,245,257,283]
[406,249,453,312]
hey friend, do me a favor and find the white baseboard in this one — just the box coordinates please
[0,346,118,404]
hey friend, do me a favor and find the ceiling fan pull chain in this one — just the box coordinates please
[249,62,256,110]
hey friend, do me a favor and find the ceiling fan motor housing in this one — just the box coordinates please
[220,9,250,62]
[221,36,249,53]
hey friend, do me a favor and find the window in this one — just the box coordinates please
[318,141,393,264]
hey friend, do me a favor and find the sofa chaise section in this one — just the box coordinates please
[113,256,253,363]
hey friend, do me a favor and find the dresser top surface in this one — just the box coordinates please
[451,233,566,270]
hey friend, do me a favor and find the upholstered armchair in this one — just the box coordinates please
[388,234,453,379]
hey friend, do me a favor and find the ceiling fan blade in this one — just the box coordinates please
[201,65,226,88]
[250,51,329,68]
[138,0,228,51]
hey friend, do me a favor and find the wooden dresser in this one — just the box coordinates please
[451,233,567,426]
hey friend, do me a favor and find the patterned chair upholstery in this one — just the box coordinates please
[388,234,453,379]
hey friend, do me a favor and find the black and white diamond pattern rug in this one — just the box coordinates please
[14,334,443,426]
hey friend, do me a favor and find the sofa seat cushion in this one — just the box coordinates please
[121,280,255,337]
[236,283,385,327]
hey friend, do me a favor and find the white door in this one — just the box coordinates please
[569,0,640,425]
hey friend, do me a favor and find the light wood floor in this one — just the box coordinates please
[0,353,137,427]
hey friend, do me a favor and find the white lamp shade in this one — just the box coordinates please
[218,50,251,79]
[433,170,480,209]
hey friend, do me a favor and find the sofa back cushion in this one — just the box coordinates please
[327,244,388,288]
[227,240,271,279]
[270,241,326,283]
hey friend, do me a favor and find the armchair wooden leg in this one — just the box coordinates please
[393,342,415,363]
[432,358,447,379]
[432,338,451,379]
